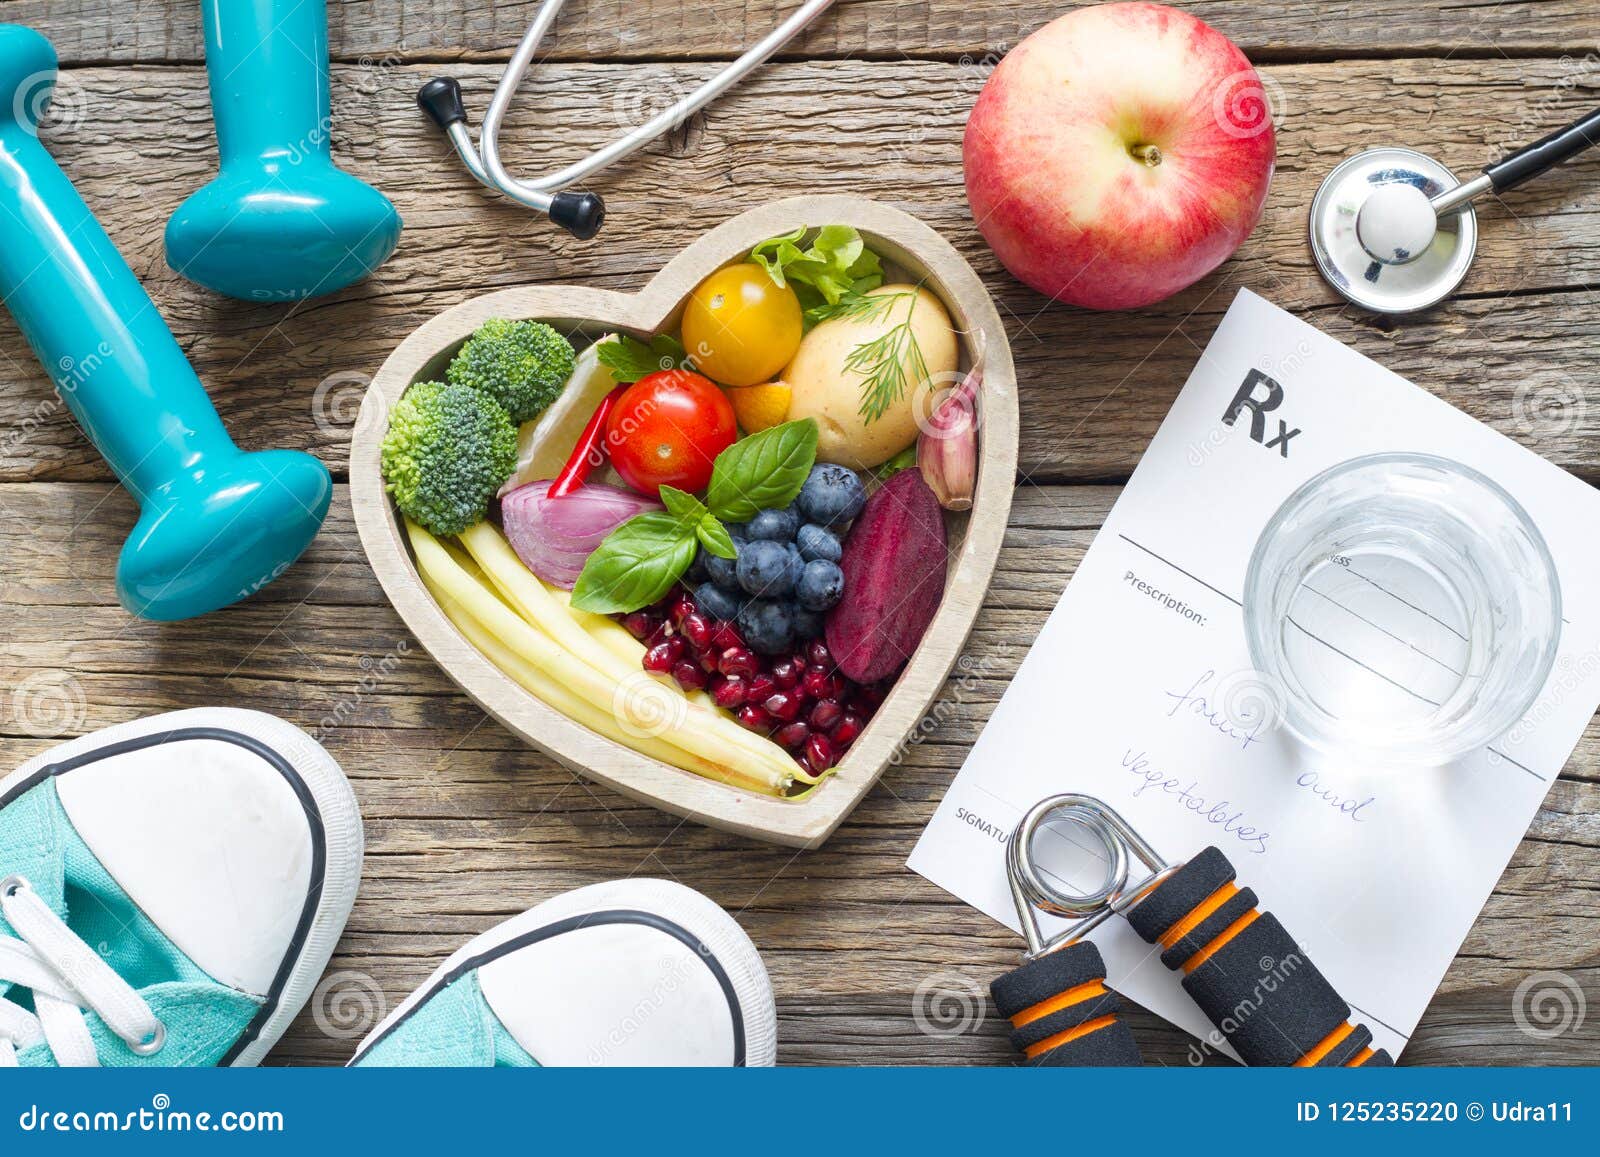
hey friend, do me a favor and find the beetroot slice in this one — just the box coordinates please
[825,469,948,684]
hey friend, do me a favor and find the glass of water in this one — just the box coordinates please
[1243,453,1561,767]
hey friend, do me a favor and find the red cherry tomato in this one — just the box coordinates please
[604,370,737,497]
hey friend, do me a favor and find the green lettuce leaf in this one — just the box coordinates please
[749,226,884,320]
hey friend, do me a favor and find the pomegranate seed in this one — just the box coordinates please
[672,660,707,692]
[774,721,810,750]
[770,658,803,690]
[622,612,655,640]
[670,594,697,627]
[646,621,672,648]
[805,640,834,670]
[764,691,803,723]
[746,673,777,703]
[858,682,888,710]
[809,698,843,732]
[711,622,744,651]
[802,668,838,701]
[642,642,677,674]
[831,712,864,748]
[681,611,712,651]
[804,733,836,771]
[718,646,758,681]
[711,675,748,710]
[736,704,774,733]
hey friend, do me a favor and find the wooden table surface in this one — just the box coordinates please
[2,1,1598,1065]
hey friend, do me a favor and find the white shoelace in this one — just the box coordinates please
[0,875,165,1067]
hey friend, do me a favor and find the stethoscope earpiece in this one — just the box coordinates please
[417,76,466,131]
[548,191,606,241]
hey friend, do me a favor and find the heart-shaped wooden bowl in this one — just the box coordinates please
[351,195,1018,848]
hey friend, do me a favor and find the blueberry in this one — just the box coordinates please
[797,463,866,527]
[705,549,739,590]
[796,523,842,563]
[736,539,795,598]
[784,542,806,589]
[746,506,800,542]
[686,550,710,584]
[790,605,824,640]
[694,582,741,622]
[796,559,845,611]
[723,520,748,539]
[738,599,794,655]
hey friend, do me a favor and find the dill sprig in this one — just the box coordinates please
[811,288,931,424]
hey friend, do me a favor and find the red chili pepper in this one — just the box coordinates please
[547,385,628,499]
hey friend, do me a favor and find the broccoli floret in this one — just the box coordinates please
[381,380,517,536]
[445,318,576,424]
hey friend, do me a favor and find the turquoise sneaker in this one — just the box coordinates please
[0,708,363,1066]
[350,879,776,1067]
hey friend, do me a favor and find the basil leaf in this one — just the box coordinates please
[650,332,688,366]
[705,419,819,522]
[659,485,708,525]
[696,514,736,559]
[570,512,698,614]
[593,334,688,384]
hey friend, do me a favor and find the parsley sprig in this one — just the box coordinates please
[811,287,931,424]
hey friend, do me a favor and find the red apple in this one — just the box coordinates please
[964,2,1276,310]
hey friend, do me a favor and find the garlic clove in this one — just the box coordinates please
[917,367,979,511]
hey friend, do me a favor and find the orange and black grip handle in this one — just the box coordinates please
[991,939,1144,1066]
[1126,847,1393,1068]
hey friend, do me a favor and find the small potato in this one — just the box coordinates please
[784,284,958,469]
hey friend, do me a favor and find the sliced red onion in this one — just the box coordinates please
[500,481,662,588]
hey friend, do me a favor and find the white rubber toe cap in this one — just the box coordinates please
[480,880,775,1066]
[356,878,777,1067]
[48,712,334,998]
[480,918,737,1065]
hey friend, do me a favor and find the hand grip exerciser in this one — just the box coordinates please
[165,0,401,301]
[995,794,1394,1068]
[990,939,1144,1067]
[0,24,332,619]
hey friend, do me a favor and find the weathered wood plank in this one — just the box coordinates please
[1,58,1598,485]
[1,481,1595,1064]
[10,0,1598,63]
[263,981,1600,1068]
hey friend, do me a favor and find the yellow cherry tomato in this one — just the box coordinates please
[726,380,792,433]
[681,263,803,388]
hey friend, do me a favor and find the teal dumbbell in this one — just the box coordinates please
[165,0,401,300]
[0,24,332,619]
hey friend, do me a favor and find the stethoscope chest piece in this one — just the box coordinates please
[1310,147,1478,314]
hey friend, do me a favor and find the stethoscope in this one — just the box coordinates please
[1310,106,1600,313]
[415,0,841,239]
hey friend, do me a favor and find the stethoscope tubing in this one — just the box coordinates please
[431,0,839,221]
[1431,103,1600,217]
